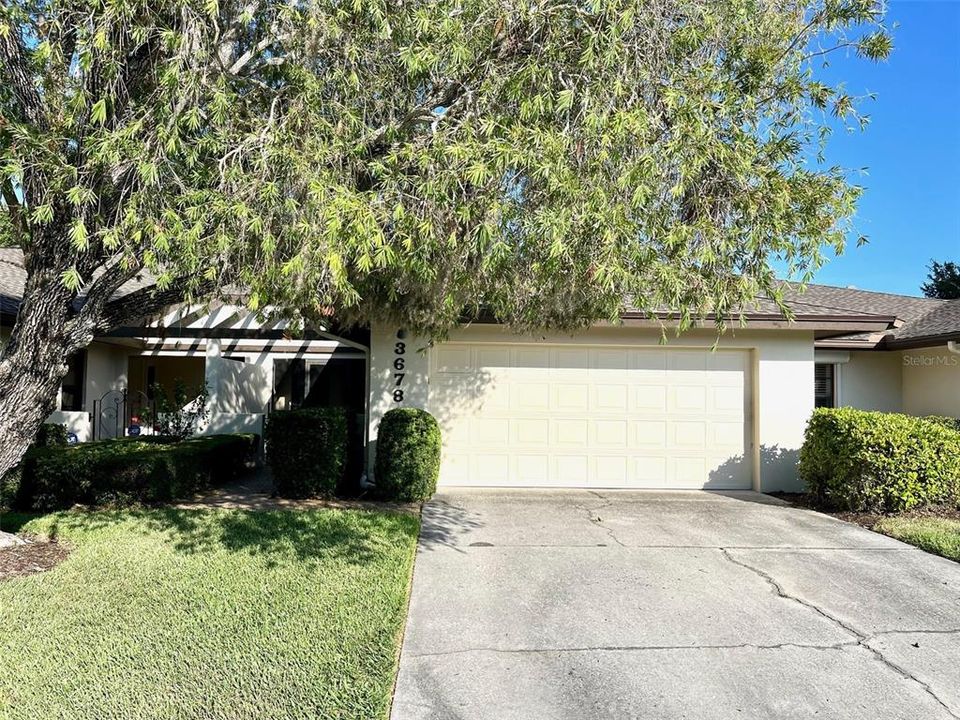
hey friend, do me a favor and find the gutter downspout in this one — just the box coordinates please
[948,341,960,355]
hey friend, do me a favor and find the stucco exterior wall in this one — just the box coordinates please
[901,347,960,417]
[838,350,903,413]
[368,323,815,492]
[83,342,129,413]
[46,341,130,441]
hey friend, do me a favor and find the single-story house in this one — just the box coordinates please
[2,249,958,492]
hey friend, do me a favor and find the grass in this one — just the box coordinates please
[0,507,420,720]
[872,515,960,562]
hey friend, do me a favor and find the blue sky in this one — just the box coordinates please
[805,0,960,296]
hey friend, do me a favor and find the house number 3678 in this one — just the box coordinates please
[392,331,406,402]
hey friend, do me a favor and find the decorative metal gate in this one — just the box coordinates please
[93,389,155,440]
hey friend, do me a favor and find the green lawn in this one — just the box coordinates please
[873,515,960,562]
[0,507,420,720]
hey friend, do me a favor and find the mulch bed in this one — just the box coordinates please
[0,537,71,581]
[769,492,960,529]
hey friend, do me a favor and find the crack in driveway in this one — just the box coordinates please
[581,490,628,547]
[721,548,960,719]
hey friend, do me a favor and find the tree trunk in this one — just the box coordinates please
[0,268,80,481]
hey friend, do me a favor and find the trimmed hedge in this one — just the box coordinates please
[375,408,441,502]
[35,423,69,447]
[924,415,960,433]
[12,434,257,512]
[265,408,348,498]
[799,408,960,513]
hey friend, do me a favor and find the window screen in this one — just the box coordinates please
[814,363,836,408]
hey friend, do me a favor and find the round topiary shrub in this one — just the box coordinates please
[375,408,441,502]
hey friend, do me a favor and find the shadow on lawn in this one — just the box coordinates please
[12,507,416,568]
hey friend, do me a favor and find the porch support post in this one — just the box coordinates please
[205,338,221,415]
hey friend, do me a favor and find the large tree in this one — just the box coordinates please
[0,0,889,478]
[921,260,960,299]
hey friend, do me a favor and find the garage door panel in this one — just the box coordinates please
[440,454,470,484]
[476,346,511,368]
[674,457,708,486]
[669,350,707,373]
[672,421,707,448]
[632,420,667,447]
[553,456,590,485]
[552,384,589,412]
[552,348,590,371]
[512,382,549,410]
[633,456,668,485]
[632,350,668,374]
[477,380,510,411]
[471,454,510,485]
[516,455,550,484]
[554,419,589,446]
[671,385,707,412]
[593,419,628,447]
[633,385,667,411]
[434,346,473,373]
[428,343,752,489]
[595,456,628,485]
[514,347,551,368]
[595,384,630,411]
[711,385,745,413]
[472,417,509,446]
[511,418,550,446]
[592,348,631,371]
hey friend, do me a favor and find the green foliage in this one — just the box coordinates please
[265,408,349,498]
[921,260,960,299]
[1,0,892,338]
[0,508,419,720]
[34,422,68,447]
[12,434,257,511]
[375,408,441,502]
[144,379,210,440]
[799,408,960,513]
[923,415,960,433]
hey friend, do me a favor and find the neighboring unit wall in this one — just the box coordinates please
[46,341,131,441]
[901,347,960,417]
[84,342,129,412]
[367,323,815,492]
[202,339,272,436]
[838,350,903,413]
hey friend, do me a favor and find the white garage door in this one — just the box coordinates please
[427,344,752,489]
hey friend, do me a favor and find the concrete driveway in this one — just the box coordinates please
[391,490,960,720]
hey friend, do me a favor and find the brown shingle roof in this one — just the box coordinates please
[888,299,960,343]
[771,282,959,347]
[0,248,956,344]
[0,248,156,318]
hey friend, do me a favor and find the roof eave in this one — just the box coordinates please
[883,332,960,350]
[618,312,897,334]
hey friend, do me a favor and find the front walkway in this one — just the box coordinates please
[176,468,417,514]
[392,489,960,720]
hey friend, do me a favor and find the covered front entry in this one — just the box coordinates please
[427,343,752,489]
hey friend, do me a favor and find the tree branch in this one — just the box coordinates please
[93,276,217,332]
[227,31,289,75]
[0,28,46,128]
